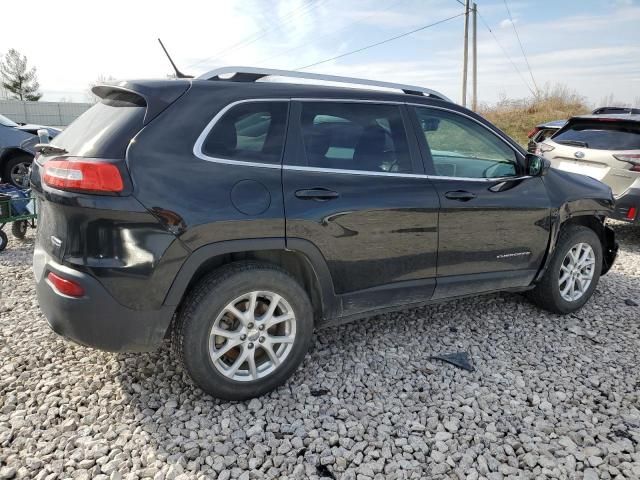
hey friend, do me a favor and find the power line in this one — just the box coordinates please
[297,12,465,70]
[502,0,539,94]
[259,0,407,67]
[453,0,535,96]
[187,0,326,69]
[474,7,537,96]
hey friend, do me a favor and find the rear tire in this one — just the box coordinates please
[0,230,7,252]
[172,262,314,400]
[527,225,602,314]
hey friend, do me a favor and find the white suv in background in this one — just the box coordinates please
[538,114,640,224]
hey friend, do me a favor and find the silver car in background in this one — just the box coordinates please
[538,114,640,223]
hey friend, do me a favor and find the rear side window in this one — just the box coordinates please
[52,91,146,158]
[552,121,640,150]
[299,102,412,173]
[202,101,288,164]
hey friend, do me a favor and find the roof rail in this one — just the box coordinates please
[196,66,452,102]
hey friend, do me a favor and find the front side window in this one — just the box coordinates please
[299,102,412,173]
[414,107,518,179]
[202,101,288,164]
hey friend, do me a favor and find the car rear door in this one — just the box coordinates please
[409,105,551,298]
[282,100,440,316]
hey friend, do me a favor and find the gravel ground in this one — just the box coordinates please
[1,223,639,480]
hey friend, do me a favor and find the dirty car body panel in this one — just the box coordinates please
[30,78,617,353]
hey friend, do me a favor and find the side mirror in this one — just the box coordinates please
[526,154,550,176]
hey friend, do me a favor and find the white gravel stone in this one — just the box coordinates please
[1,223,640,479]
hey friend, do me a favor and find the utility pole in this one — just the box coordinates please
[461,0,470,107]
[472,2,478,111]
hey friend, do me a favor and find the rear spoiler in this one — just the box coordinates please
[92,80,190,125]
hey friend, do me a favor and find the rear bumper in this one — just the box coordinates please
[611,186,640,223]
[33,247,174,352]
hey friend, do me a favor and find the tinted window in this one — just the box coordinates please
[52,91,146,158]
[299,102,412,173]
[202,101,288,164]
[552,121,640,150]
[414,107,518,178]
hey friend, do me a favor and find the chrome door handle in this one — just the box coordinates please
[444,190,476,201]
[295,188,340,201]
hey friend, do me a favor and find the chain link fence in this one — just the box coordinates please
[0,100,91,128]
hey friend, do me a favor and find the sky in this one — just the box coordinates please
[1,0,638,106]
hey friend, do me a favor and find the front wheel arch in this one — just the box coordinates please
[528,224,603,314]
[535,212,613,283]
[0,149,34,187]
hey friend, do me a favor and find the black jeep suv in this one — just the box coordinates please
[32,68,618,400]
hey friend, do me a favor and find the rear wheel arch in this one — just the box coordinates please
[164,239,337,324]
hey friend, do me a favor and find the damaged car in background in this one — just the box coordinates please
[0,113,60,188]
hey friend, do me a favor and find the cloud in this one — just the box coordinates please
[499,18,517,28]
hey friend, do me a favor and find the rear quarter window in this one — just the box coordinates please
[52,91,146,158]
[200,101,288,164]
[552,121,640,150]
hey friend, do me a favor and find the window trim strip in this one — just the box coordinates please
[193,97,529,181]
[192,98,289,169]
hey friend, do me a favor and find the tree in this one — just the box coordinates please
[0,49,42,101]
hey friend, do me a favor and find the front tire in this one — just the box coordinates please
[527,225,602,314]
[3,154,33,189]
[172,262,314,400]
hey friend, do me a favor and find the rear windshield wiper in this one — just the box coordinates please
[556,140,589,148]
[35,143,68,155]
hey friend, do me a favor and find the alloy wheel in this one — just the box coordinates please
[208,291,296,382]
[10,161,31,189]
[559,242,595,302]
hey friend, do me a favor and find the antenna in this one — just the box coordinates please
[157,38,193,79]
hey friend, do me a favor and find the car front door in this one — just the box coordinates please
[410,105,551,299]
[283,100,440,316]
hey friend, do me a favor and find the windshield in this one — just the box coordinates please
[0,114,18,127]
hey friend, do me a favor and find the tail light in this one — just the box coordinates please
[613,154,640,172]
[536,143,555,155]
[527,127,540,139]
[42,157,124,193]
[626,206,637,221]
[47,271,85,297]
